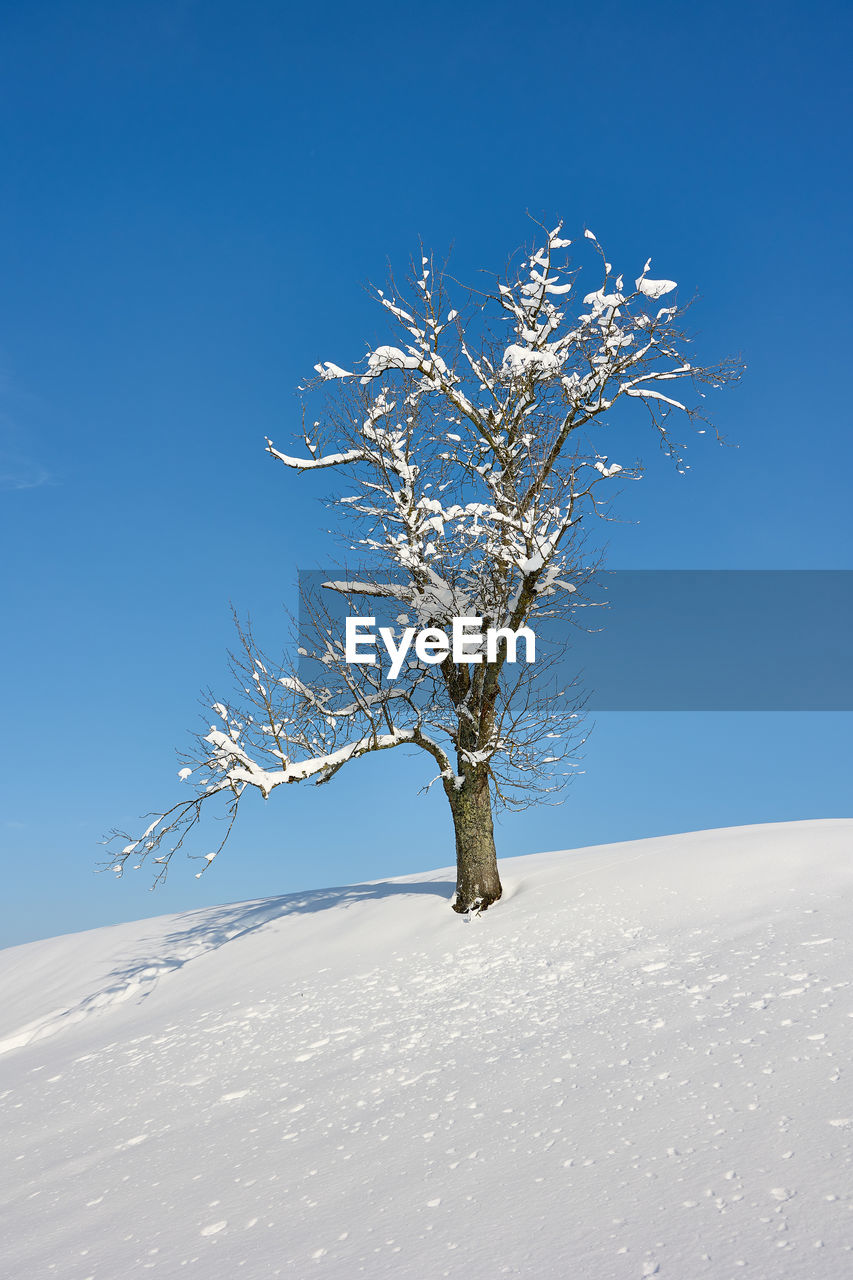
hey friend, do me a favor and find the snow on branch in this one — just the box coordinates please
[265,438,366,472]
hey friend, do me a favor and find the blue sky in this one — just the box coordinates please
[1,0,850,947]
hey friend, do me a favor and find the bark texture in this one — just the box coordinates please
[446,770,502,912]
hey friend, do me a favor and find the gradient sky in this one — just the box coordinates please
[1,0,851,947]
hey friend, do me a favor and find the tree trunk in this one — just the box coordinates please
[445,770,502,912]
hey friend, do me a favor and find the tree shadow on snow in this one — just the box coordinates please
[110,878,456,991]
[2,879,456,1053]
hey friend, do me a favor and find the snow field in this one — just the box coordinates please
[1,819,851,1278]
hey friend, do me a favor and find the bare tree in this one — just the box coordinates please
[108,220,739,912]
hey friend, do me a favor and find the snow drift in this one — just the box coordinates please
[1,820,851,1279]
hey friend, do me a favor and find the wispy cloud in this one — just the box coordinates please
[0,401,56,491]
[0,466,54,491]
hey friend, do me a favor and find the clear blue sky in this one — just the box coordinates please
[1,0,850,947]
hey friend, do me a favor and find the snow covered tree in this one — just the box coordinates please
[109,220,738,912]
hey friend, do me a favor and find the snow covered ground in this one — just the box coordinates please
[1,820,851,1279]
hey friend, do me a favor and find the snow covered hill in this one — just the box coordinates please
[1,820,851,1279]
